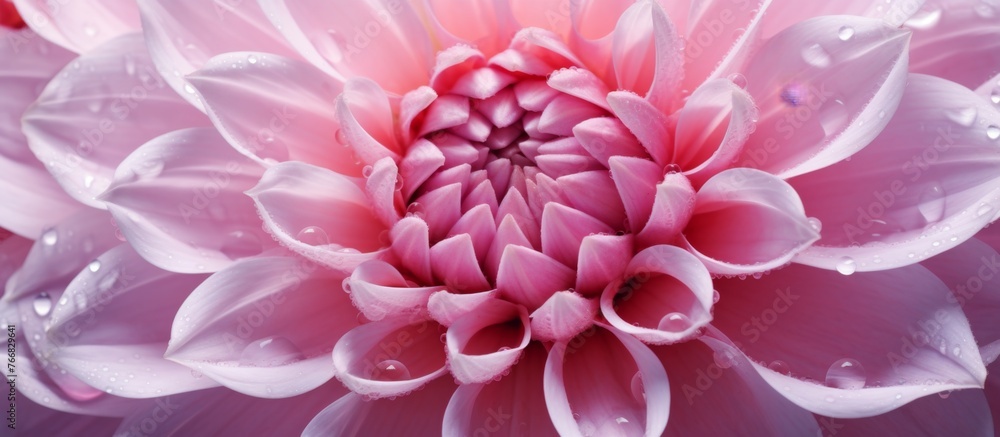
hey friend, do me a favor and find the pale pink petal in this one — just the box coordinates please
[167,254,356,398]
[636,172,695,247]
[602,245,714,344]
[13,0,139,53]
[0,235,32,287]
[347,260,443,321]
[674,78,758,185]
[656,337,821,435]
[496,245,574,311]
[22,33,209,208]
[136,0,298,110]
[761,0,926,38]
[101,128,273,274]
[685,169,819,274]
[565,0,635,84]
[530,290,598,342]
[446,299,530,383]
[430,234,492,292]
[544,325,670,436]
[114,383,348,436]
[257,0,434,94]
[710,264,987,418]
[607,91,672,166]
[0,27,79,238]
[541,202,613,268]
[390,216,434,284]
[444,343,559,436]
[247,161,387,273]
[187,52,363,176]
[332,316,448,398]
[427,289,496,327]
[421,0,519,57]
[791,75,1000,272]
[681,0,767,93]
[908,1,1000,90]
[575,233,633,297]
[814,388,993,436]
[46,245,217,398]
[738,17,910,178]
[608,1,683,105]
[509,0,572,38]
[573,117,650,167]
[18,396,121,436]
[336,78,402,165]
[303,378,456,436]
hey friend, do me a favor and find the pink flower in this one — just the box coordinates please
[2,0,1000,435]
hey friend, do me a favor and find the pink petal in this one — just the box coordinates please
[655,337,821,435]
[365,157,403,228]
[336,78,402,165]
[575,233,633,297]
[446,299,530,383]
[0,28,79,238]
[681,0,767,93]
[303,377,456,436]
[422,0,519,57]
[443,343,559,436]
[636,172,696,248]
[45,245,216,398]
[18,396,121,436]
[908,2,1000,90]
[497,245,574,311]
[739,16,910,178]
[332,316,448,398]
[530,290,598,342]
[430,234,492,292]
[685,169,819,274]
[673,78,758,185]
[609,156,662,233]
[565,0,635,84]
[607,91,672,165]
[790,74,1000,271]
[815,388,993,436]
[246,161,386,273]
[761,0,924,38]
[187,52,363,175]
[573,117,650,167]
[427,289,496,327]
[114,383,348,436]
[167,254,356,398]
[101,128,273,274]
[257,0,433,94]
[137,0,297,110]
[390,216,433,284]
[544,324,670,436]
[13,0,139,53]
[710,263,987,418]
[601,245,714,344]
[609,1,683,99]
[347,260,443,321]
[547,67,611,111]
[22,34,209,208]
[541,202,613,268]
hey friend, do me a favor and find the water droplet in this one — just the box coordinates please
[807,217,822,233]
[951,345,961,357]
[768,360,791,375]
[247,55,258,64]
[220,230,263,260]
[123,55,136,76]
[824,395,835,403]
[825,358,866,390]
[664,163,682,174]
[97,269,121,292]
[987,125,1000,140]
[184,83,196,94]
[938,390,952,399]
[837,26,855,41]
[977,203,994,217]
[945,107,977,127]
[335,129,348,146]
[630,372,645,402]
[342,278,352,293]
[87,260,101,273]
[713,349,737,369]
[32,293,52,317]
[371,360,411,381]
[297,226,330,246]
[990,91,1000,105]
[727,73,748,89]
[362,165,374,178]
[134,159,164,179]
[41,228,58,246]
[802,44,831,68]
[406,202,426,219]
[836,257,856,275]
[657,312,691,332]
[83,24,97,37]
[905,9,942,30]
[894,393,903,400]
[239,336,305,366]
[917,183,946,223]
[712,290,721,304]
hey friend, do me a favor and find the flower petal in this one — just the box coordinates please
[711,263,987,418]
[446,299,530,384]
[681,0,768,94]
[814,388,993,436]
[685,169,819,274]
[303,377,456,436]
[22,33,209,208]
[674,78,758,185]
[346,260,443,321]
[187,52,362,176]
[247,161,387,273]
[257,0,433,94]
[907,1,1000,90]
[544,324,670,437]
[101,128,273,274]
[167,254,356,398]
[739,16,910,178]
[791,74,1000,272]
[422,0,519,57]
[332,316,448,399]
[137,0,297,110]
[602,245,714,344]
[497,245,575,311]
[13,0,140,53]
[46,245,216,398]
[761,0,926,38]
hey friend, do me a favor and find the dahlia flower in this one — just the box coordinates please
[2,0,1000,435]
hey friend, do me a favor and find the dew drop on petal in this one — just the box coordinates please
[768,360,791,375]
[630,372,645,402]
[987,125,1000,140]
[990,91,1000,105]
[41,228,58,246]
[905,9,942,30]
[239,336,305,367]
[836,257,856,275]
[220,230,263,260]
[657,312,691,332]
[801,44,831,68]
[362,165,374,178]
[837,26,855,41]
[247,55,258,64]
[807,217,822,233]
[727,73,748,89]
[32,293,52,317]
[342,277,352,294]
[297,226,330,246]
[371,360,411,381]
[825,358,866,390]
[977,203,994,217]
[945,107,977,127]
[87,259,101,273]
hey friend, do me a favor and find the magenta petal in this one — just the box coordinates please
[711,264,987,418]
[102,128,273,274]
[247,161,386,273]
[602,245,714,344]
[430,234,492,292]
[739,16,910,178]
[544,324,670,436]
[167,254,356,398]
[444,343,559,436]
[530,290,598,342]
[816,388,993,436]
[541,202,613,268]
[575,233,633,297]
[390,217,433,284]
[332,316,448,399]
[446,299,530,383]
[303,377,456,436]
[497,245,575,311]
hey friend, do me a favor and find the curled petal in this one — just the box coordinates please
[530,290,598,342]
[427,290,496,328]
[447,299,530,384]
[347,260,443,321]
[674,78,758,185]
